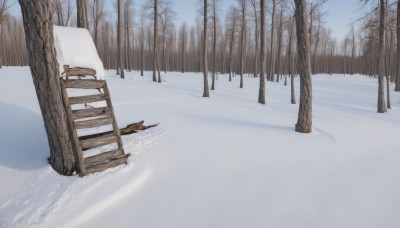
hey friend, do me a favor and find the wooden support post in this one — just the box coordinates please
[60,79,87,176]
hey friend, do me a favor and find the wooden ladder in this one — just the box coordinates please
[60,78,130,176]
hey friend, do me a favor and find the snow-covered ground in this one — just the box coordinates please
[0,67,399,228]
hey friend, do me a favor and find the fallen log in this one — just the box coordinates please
[78,120,159,142]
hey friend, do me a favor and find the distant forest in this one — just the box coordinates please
[1,0,399,80]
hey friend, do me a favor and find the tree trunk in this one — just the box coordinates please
[396,0,400,91]
[76,0,88,29]
[377,0,387,113]
[258,0,266,104]
[288,17,296,104]
[228,10,237,82]
[19,0,76,175]
[203,0,210,97]
[294,0,312,133]
[153,0,158,82]
[239,0,246,89]
[211,0,217,90]
[117,0,124,78]
[268,0,277,82]
[275,8,283,83]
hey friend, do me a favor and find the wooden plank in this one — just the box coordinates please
[63,65,97,77]
[72,107,111,120]
[65,79,105,89]
[84,149,124,166]
[80,133,118,150]
[103,82,125,152]
[69,94,106,105]
[86,154,130,175]
[75,116,113,129]
[60,80,87,176]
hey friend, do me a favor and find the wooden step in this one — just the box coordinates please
[80,133,118,150]
[72,107,111,120]
[69,94,106,105]
[84,149,124,166]
[65,79,105,89]
[86,154,130,174]
[75,116,113,129]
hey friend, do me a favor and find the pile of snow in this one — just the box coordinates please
[1,67,400,227]
[53,26,105,80]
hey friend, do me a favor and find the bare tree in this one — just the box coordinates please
[89,0,105,48]
[275,4,283,82]
[139,10,146,76]
[258,0,266,104]
[77,0,88,29]
[294,0,312,133]
[51,0,73,26]
[124,0,133,72]
[210,0,220,90]
[376,0,387,113]
[0,0,16,68]
[178,23,188,73]
[250,0,259,78]
[202,0,209,97]
[268,0,282,82]
[159,0,176,76]
[117,0,125,78]
[288,16,296,104]
[19,0,77,175]
[238,0,246,88]
[227,6,238,82]
[153,0,158,82]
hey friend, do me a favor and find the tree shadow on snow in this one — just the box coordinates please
[0,102,49,170]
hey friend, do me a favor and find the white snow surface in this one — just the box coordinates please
[53,26,105,79]
[0,67,400,228]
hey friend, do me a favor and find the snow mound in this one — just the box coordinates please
[53,26,105,80]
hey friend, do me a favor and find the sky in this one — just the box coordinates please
[9,0,372,42]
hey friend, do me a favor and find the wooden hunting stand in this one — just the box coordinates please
[60,66,129,176]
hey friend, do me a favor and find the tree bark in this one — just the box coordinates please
[275,7,283,83]
[377,0,387,113]
[117,0,124,78]
[203,0,210,97]
[239,0,246,89]
[268,0,276,82]
[288,17,296,104]
[76,0,88,29]
[153,0,158,82]
[396,0,400,91]
[294,0,312,133]
[19,0,76,175]
[258,0,266,104]
[211,0,217,90]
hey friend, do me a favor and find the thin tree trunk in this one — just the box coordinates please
[211,0,216,90]
[203,0,209,97]
[275,8,283,83]
[117,0,124,78]
[19,0,76,175]
[258,0,266,104]
[268,0,277,82]
[153,0,158,82]
[294,0,312,133]
[377,0,387,113]
[239,0,246,89]
[288,17,296,104]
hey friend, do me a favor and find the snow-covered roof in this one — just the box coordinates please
[53,26,105,80]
